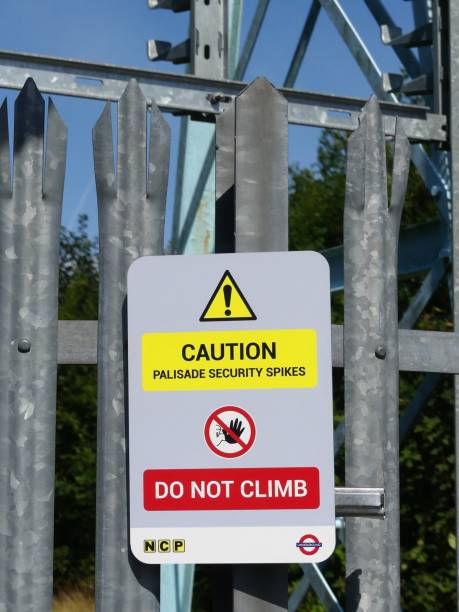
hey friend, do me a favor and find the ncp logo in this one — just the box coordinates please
[296,533,322,556]
[143,539,185,553]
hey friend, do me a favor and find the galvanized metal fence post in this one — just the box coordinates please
[344,96,386,612]
[385,121,409,607]
[0,78,67,612]
[93,79,170,612]
[344,96,408,611]
[448,1,459,607]
[231,76,288,611]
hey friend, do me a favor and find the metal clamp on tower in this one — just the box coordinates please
[147,0,227,79]
[381,0,448,116]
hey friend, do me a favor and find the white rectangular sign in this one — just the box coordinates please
[127,251,335,563]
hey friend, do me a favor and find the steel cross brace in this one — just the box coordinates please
[323,219,449,293]
[289,563,344,612]
[317,0,450,217]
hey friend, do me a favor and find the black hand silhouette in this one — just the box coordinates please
[223,418,245,444]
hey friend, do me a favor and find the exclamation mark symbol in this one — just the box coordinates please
[224,284,232,317]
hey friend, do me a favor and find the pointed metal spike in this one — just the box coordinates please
[14,77,45,189]
[238,76,283,101]
[14,78,44,139]
[121,78,146,101]
[361,96,385,143]
[93,102,116,200]
[14,78,45,130]
[389,120,410,234]
[147,100,170,202]
[144,101,170,254]
[17,77,42,101]
[0,99,11,196]
[361,96,388,217]
[344,118,366,213]
[364,94,381,113]
[44,99,67,201]
[118,79,147,200]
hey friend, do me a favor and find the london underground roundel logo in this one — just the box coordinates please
[296,533,322,556]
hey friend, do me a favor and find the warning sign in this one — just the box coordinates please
[200,270,256,322]
[127,251,335,565]
[204,406,256,458]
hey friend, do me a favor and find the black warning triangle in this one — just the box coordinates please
[200,270,256,322]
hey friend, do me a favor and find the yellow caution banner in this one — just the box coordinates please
[142,329,318,391]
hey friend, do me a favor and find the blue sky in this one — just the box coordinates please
[0,0,416,239]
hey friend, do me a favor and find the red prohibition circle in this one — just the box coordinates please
[297,533,322,556]
[204,405,256,459]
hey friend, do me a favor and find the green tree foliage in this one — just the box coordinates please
[54,215,98,591]
[288,130,455,611]
[289,130,347,254]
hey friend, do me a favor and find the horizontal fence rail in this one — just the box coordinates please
[0,49,446,141]
[57,320,459,374]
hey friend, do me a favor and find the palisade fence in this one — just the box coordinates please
[0,73,456,612]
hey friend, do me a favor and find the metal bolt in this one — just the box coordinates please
[18,338,31,353]
[375,345,386,359]
[206,92,232,104]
